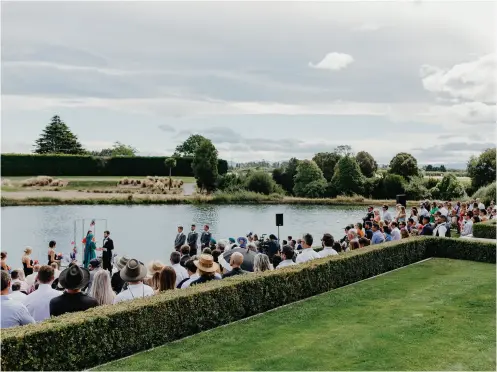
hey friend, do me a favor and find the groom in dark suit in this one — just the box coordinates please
[102,230,114,273]
[174,226,186,252]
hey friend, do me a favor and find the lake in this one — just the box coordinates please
[1,204,366,269]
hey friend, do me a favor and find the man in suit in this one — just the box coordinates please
[102,230,114,274]
[187,224,198,256]
[174,226,186,252]
[200,225,212,250]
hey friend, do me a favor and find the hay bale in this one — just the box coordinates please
[136,180,141,185]
[132,180,137,186]
[122,178,129,185]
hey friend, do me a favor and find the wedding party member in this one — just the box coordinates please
[174,226,186,252]
[187,224,199,256]
[22,247,34,277]
[102,230,114,273]
[200,225,212,249]
[83,231,97,269]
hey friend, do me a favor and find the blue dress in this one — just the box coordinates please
[83,234,97,268]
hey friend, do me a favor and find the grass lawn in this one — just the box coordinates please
[97,258,496,371]
[2,176,196,182]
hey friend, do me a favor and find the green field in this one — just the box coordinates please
[97,258,495,371]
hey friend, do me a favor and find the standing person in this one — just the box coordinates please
[47,241,57,266]
[200,225,212,250]
[382,205,393,224]
[371,223,385,245]
[174,226,186,252]
[22,247,34,277]
[49,265,98,317]
[276,245,297,268]
[114,259,154,304]
[170,252,188,288]
[187,224,199,256]
[319,234,338,258]
[23,265,61,322]
[82,231,96,269]
[295,233,321,264]
[267,234,280,260]
[1,251,10,272]
[102,230,114,274]
[363,206,375,224]
[111,256,129,294]
[1,271,35,328]
[89,270,115,306]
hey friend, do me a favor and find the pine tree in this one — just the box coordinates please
[34,115,86,154]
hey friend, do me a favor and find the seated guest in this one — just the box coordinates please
[333,241,343,253]
[319,234,338,258]
[170,252,188,288]
[420,216,434,235]
[156,266,176,293]
[253,254,271,272]
[1,271,35,328]
[24,265,61,322]
[190,254,221,286]
[272,255,282,269]
[114,259,154,304]
[390,222,401,241]
[179,259,198,288]
[50,262,61,280]
[202,248,212,255]
[86,258,103,293]
[407,218,416,233]
[364,221,373,240]
[358,237,370,248]
[10,269,29,294]
[179,245,191,267]
[340,225,352,249]
[401,229,410,239]
[222,252,248,278]
[371,223,385,245]
[348,229,360,250]
[355,223,365,238]
[296,233,321,264]
[383,226,393,242]
[296,239,303,250]
[461,211,474,236]
[89,270,115,306]
[277,246,296,268]
[49,265,98,317]
[9,283,27,301]
[26,265,40,289]
[111,256,129,294]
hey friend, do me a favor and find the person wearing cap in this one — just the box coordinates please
[371,223,385,245]
[187,224,199,256]
[190,254,221,286]
[174,226,186,252]
[86,258,103,293]
[363,206,375,224]
[420,216,434,235]
[114,259,154,304]
[111,256,129,294]
[49,265,98,317]
[200,225,212,249]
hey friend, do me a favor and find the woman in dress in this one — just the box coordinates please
[83,231,97,269]
[397,206,407,223]
[373,209,381,222]
[410,207,419,223]
[22,247,34,277]
[1,251,10,272]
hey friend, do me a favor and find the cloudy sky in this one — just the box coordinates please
[1,1,495,167]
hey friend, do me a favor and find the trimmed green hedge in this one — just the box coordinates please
[1,238,495,371]
[473,220,497,240]
[0,154,228,177]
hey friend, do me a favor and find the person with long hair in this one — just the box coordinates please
[157,266,177,293]
[253,253,272,272]
[82,232,96,269]
[1,251,10,272]
[373,209,381,222]
[146,260,164,290]
[410,207,419,224]
[22,247,34,277]
[89,270,115,306]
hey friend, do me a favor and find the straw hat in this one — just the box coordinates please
[194,254,218,273]
[120,259,147,282]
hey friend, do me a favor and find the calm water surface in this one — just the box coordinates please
[2,204,365,268]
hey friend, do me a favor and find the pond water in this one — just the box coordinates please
[1,204,366,269]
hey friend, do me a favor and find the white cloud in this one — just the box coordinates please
[354,23,382,32]
[309,53,354,71]
[420,54,496,103]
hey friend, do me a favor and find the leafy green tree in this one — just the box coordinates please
[175,134,208,157]
[467,148,496,189]
[92,142,137,157]
[246,171,279,195]
[293,160,327,198]
[432,173,465,200]
[334,145,353,157]
[381,174,407,199]
[312,152,341,181]
[389,153,419,179]
[329,156,365,196]
[164,157,177,190]
[355,151,378,178]
[34,115,85,154]
[192,139,219,193]
[272,158,300,195]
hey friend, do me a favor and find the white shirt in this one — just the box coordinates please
[1,295,35,328]
[433,224,447,237]
[419,208,429,217]
[461,220,473,236]
[25,273,38,287]
[439,207,448,217]
[53,269,61,279]
[114,283,154,304]
[382,211,393,222]
[9,291,27,301]
[22,283,62,322]
[276,259,297,269]
[172,264,189,287]
[319,248,339,258]
[296,248,321,264]
[391,228,401,241]
[478,202,485,210]
[11,279,29,293]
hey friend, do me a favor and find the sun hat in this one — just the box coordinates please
[237,237,247,248]
[194,254,218,273]
[58,265,90,290]
[120,259,147,282]
[228,237,236,244]
[115,256,130,271]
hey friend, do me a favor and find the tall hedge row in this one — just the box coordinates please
[473,221,497,240]
[0,154,229,177]
[1,238,495,371]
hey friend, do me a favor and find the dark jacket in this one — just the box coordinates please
[363,211,374,223]
[200,231,212,247]
[187,231,198,247]
[365,229,373,240]
[111,270,125,294]
[103,237,114,253]
[222,267,248,279]
[190,275,220,286]
[49,292,98,317]
[420,224,434,236]
[180,254,191,267]
[174,233,186,250]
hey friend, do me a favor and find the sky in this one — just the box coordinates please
[1,1,496,168]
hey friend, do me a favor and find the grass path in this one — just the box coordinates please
[97,258,496,371]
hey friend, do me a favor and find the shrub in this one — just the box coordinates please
[245,171,279,195]
[473,221,496,240]
[423,177,439,190]
[381,174,406,199]
[431,173,466,200]
[389,153,419,179]
[1,238,494,371]
[472,182,496,206]
[217,173,245,192]
[405,176,430,200]
[294,160,328,197]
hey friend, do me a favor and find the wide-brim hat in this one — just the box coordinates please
[115,255,130,270]
[120,259,147,282]
[194,254,218,273]
[58,265,90,290]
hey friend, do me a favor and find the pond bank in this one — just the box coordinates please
[1,191,421,207]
